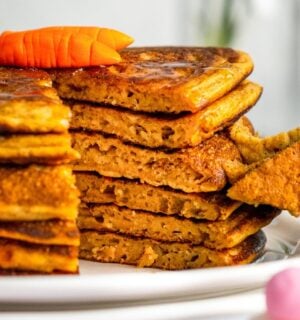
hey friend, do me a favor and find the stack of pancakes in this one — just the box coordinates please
[0,68,80,274]
[51,47,280,270]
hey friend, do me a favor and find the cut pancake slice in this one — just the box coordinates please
[0,134,79,164]
[76,172,241,221]
[68,81,262,149]
[0,67,70,133]
[0,220,79,246]
[228,142,300,216]
[0,269,75,275]
[51,47,253,114]
[0,239,78,273]
[229,117,300,164]
[78,203,279,249]
[72,132,242,193]
[0,165,79,221]
[80,231,266,270]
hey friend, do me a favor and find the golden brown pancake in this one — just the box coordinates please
[229,117,300,164]
[51,47,253,114]
[80,231,266,270]
[68,81,261,149]
[0,219,79,246]
[228,142,300,215]
[0,165,79,221]
[78,203,279,249]
[0,134,79,164]
[0,68,80,275]
[72,132,242,193]
[0,67,70,133]
[0,238,78,274]
[76,172,241,221]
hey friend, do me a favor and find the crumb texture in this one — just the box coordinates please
[72,132,242,193]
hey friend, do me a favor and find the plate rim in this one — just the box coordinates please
[0,213,299,304]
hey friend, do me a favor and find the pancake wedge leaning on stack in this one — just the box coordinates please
[51,47,279,270]
[0,68,80,274]
[228,141,300,216]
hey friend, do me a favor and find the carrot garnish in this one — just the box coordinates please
[0,26,134,68]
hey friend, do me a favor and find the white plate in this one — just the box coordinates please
[0,289,266,320]
[1,212,300,305]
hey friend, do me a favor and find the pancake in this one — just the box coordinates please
[0,134,79,164]
[0,269,77,275]
[51,47,253,114]
[0,238,78,273]
[80,231,266,270]
[72,132,242,193]
[0,67,70,133]
[0,165,79,221]
[0,269,79,276]
[68,81,261,149]
[76,172,241,221]
[229,117,300,164]
[0,219,79,245]
[228,142,300,216]
[78,203,279,249]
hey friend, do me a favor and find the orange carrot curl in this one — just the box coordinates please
[0,26,134,68]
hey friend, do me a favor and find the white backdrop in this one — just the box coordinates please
[0,0,183,46]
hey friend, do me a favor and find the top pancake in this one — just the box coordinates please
[0,67,70,133]
[51,47,253,114]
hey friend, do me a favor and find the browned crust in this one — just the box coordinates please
[51,47,253,114]
[0,219,79,245]
[0,238,77,255]
[0,268,79,275]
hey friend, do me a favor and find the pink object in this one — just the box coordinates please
[266,268,300,320]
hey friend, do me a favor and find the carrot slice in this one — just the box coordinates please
[0,26,133,68]
[39,26,134,51]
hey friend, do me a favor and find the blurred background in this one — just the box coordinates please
[1,0,299,135]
